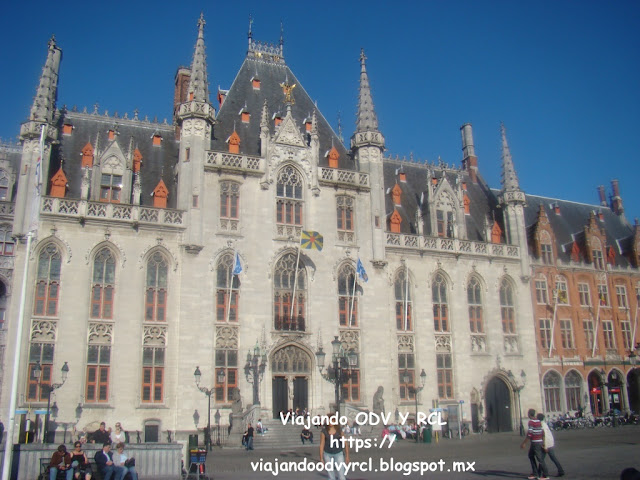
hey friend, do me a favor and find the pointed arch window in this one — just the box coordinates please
[216,253,240,322]
[565,370,582,411]
[394,269,412,331]
[467,277,483,333]
[543,371,562,412]
[338,263,357,327]
[499,279,516,334]
[274,253,306,331]
[145,252,168,322]
[276,166,303,226]
[34,244,61,317]
[220,181,240,220]
[0,169,10,201]
[432,273,449,332]
[91,248,115,319]
[0,225,14,255]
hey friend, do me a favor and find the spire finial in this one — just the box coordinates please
[500,123,521,193]
[280,20,284,46]
[355,48,379,134]
[248,14,253,38]
[29,35,62,124]
[198,12,206,35]
[187,13,210,103]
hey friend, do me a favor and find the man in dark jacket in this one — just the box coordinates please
[94,442,125,480]
[49,444,73,480]
[91,422,112,444]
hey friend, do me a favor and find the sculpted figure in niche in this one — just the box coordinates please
[373,386,385,416]
[231,388,243,414]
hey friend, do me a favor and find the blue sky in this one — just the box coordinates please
[1,1,639,224]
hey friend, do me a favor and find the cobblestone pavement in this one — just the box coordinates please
[199,425,640,479]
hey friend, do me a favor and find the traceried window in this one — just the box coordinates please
[26,342,54,401]
[543,371,561,412]
[146,252,168,322]
[602,320,615,350]
[560,319,574,349]
[499,279,516,334]
[578,283,591,307]
[215,349,238,403]
[142,347,164,403]
[276,165,303,226]
[435,191,455,238]
[398,353,415,400]
[220,181,240,219]
[583,319,595,350]
[535,278,548,304]
[100,174,122,203]
[597,284,609,307]
[539,319,552,350]
[338,263,358,327]
[91,249,115,319]
[621,321,632,350]
[616,285,628,310]
[216,253,240,322]
[555,277,569,305]
[432,273,449,332]
[0,225,14,255]
[336,196,354,232]
[437,353,453,399]
[0,169,9,200]
[565,370,582,411]
[273,253,306,331]
[34,244,61,317]
[467,277,483,333]
[86,345,110,403]
[395,269,412,331]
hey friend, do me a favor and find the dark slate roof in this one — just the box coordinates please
[51,111,179,208]
[523,194,634,267]
[382,158,503,241]
[212,57,351,169]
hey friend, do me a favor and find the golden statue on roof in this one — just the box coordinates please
[280,81,296,104]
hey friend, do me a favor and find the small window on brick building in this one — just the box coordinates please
[62,124,73,135]
[153,135,162,146]
[108,130,115,141]
[241,112,250,123]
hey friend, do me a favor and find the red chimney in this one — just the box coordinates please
[597,185,607,207]
[460,124,478,183]
[611,179,624,215]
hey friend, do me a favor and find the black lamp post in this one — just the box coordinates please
[508,369,526,436]
[194,366,225,451]
[244,343,267,405]
[33,360,69,443]
[316,336,357,415]
[403,368,427,442]
[600,368,621,427]
[214,409,221,447]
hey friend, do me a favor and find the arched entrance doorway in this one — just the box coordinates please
[588,371,604,416]
[628,369,640,413]
[271,345,312,419]
[485,376,512,432]
[470,389,481,432]
[607,370,623,412]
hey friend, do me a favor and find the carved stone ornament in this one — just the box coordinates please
[137,241,178,272]
[31,320,57,341]
[143,325,167,346]
[85,240,126,267]
[339,330,360,352]
[397,334,414,352]
[88,322,113,344]
[32,235,72,264]
[273,114,305,147]
[215,325,238,350]
[435,334,452,352]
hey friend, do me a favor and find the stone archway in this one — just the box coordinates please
[628,368,640,413]
[271,344,312,419]
[485,376,513,433]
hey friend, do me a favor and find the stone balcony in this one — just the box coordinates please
[386,233,520,259]
[205,151,263,175]
[41,197,185,229]
[319,167,370,190]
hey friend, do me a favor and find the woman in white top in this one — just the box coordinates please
[113,442,138,480]
[112,423,126,445]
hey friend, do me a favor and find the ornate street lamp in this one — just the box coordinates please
[404,368,427,442]
[244,342,267,405]
[316,336,357,415]
[194,366,222,451]
[508,369,526,436]
[33,361,69,443]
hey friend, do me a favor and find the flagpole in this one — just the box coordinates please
[289,246,302,330]
[632,301,638,350]
[592,300,601,358]
[348,263,357,327]
[404,263,409,330]
[1,233,33,480]
[225,250,235,324]
[548,288,559,358]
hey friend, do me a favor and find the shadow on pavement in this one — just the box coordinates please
[470,470,525,478]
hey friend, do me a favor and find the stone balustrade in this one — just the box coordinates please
[205,151,263,174]
[386,233,519,259]
[319,167,370,189]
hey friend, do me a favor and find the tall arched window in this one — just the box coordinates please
[91,248,115,319]
[499,279,516,334]
[467,276,483,333]
[394,269,412,331]
[432,273,449,332]
[0,225,14,255]
[564,370,582,411]
[338,263,357,327]
[0,169,10,201]
[34,244,61,317]
[274,253,306,331]
[276,166,303,226]
[145,252,168,322]
[216,252,240,322]
[543,371,562,412]
[435,191,455,238]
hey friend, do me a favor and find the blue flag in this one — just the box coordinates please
[233,252,243,275]
[356,258,368,283]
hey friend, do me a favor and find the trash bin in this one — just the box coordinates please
[423,425,432,443]
[188,434,198,449]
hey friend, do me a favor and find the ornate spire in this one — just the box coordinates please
[188,13,209,103]
[500,123,520,193]
[356,48,379,133]
[30,35,62,124]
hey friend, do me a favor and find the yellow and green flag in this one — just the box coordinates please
[300,230,323,251]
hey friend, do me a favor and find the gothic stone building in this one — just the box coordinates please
[2,16,636,443]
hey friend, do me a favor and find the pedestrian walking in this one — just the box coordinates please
[244,423,254,451]
[520,408,549,480]
[537,413,564,477]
